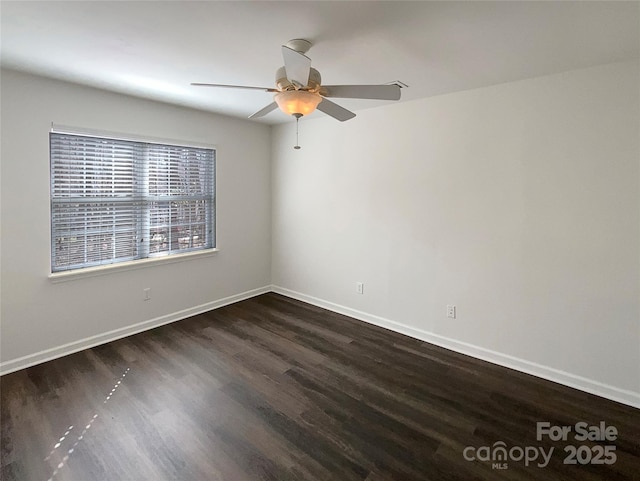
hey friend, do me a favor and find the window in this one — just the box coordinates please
[50,131,215,273]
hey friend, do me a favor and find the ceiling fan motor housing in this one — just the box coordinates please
[276,66,321,91]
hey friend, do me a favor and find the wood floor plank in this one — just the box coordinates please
[1,292,638,480]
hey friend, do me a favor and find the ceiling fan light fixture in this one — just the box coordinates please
[275,90,322,117]
[192,39,400,122]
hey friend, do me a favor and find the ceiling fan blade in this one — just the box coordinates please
[320,84,401,100]
[249,102,278,119]
[316,98,356,122]
[281,46,311,87]
[191,82,277,92]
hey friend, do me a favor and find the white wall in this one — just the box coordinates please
[272,61,640,404]
[2,62,638,406]
[0,69,272,370]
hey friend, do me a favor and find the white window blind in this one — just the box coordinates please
[50,132,215,272]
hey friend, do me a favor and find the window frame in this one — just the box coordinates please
[48,125,217,280]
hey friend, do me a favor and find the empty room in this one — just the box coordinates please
[1,1,639,480]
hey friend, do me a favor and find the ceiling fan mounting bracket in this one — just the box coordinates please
[285,39,312,54]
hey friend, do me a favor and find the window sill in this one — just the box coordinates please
[48,248,219,283]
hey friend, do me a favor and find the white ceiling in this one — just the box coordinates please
[1,1,638,124]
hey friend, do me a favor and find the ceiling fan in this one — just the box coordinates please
[191,39,403,123]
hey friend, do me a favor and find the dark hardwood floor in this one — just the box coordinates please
[1,293,638,480]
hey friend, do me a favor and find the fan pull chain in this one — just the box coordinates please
[293,113,302,149]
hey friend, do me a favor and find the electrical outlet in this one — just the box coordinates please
[447,305,456,319]
[356,282,364,294]
[143,288,151,301]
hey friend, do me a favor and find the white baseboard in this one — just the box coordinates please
[3,284,638,410]
[271,285,640,409]
[0,286,271,376]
